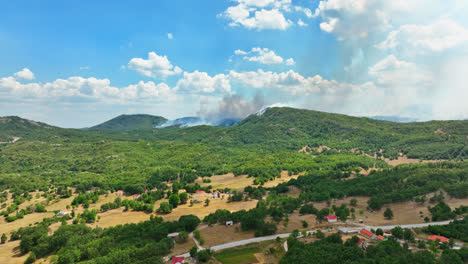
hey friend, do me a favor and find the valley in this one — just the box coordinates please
[0,107,467,264]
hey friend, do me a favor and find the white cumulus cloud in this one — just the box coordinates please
[219,0,313,30]
[174,71,231,94]
[14,68,35,80]
[128,52,182,79]
[234,47,295,66]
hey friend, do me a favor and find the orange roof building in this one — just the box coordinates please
[428,235,450,243]
[360,229,375,239]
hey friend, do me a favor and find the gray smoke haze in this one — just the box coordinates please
[199,92,265,124]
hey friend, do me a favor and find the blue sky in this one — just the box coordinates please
[1,0,467,127]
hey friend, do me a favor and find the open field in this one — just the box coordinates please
[0,240,27,264]
[199,224,256,247]
[212,240,284,264]
[215,246,259,264]
[195,171,301,190]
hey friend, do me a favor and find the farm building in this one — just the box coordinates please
[133,194,140,201]
[116,190,124,196]
[428,235,450,243]
[57,209,68,216]
[359,229,377,240]
[212,191,221,199]
[195,190,206,195]
[324,215,337,223]
[171,256,185,264]
[357,238,368,249]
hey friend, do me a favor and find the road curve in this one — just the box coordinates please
[175,220,456,258]
[176,230,318,257]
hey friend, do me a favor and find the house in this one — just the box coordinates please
[324,215,338,223]
[116,190,124,196]
[377,235,385,241]
[57,209,68,216]
[168,232,179,240]
[360,229,377,239]
[144,189,148,193]
[171,256,185,264]
[196,190,206,195]
[226,220,233,226]
[357,238,368,249]
[428,235,450,243]
[152,187,158,192]
[212,191,221,199]
[133,194,141,201]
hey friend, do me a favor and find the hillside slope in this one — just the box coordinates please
[1,107,467,159]
[88,114,167,131]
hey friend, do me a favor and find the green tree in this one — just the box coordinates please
[179,192,188,204]
[1,233,6,244]
[169,194,180,208]
[157,202,172,213]
[376,228,384,236]
[204,198,210,207]
[177,231,189,243]
[391,226,404,239]
[190,246,198,258]
[384,208,394,220]
[24,252,36,264]
[350,198,357,206]
[178,215,201,232]
[404,229,414,242]
[197,249,212,262]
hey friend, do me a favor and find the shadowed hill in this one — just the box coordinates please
[88,114,167,131]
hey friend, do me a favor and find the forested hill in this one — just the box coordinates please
[151,107,468,159]
[0,116,60,142]
[87,114,167,131]
[1,107,467,159]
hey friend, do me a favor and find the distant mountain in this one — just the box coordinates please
[88,114,167,131]
[368,116,418,123]
[0,116,59,141]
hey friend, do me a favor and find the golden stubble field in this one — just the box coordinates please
[195,171,301,190]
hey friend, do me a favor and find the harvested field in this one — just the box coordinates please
[169,239,196,257]
[195,171,301,190]
[0,240,27,264]
[199,224,256,247]
[312,195,468,226]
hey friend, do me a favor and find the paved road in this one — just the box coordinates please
[177,230,319,257]
[176,220,456,258]
[366,220,454,230]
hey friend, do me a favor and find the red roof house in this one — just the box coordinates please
[116,190,123,196]
[171,256,185,264]
[195,190,206,194]
[360,229,375,239]
[324,215,338,222]
[428,235,450,243]
[133,194,140,201]
[377,235,384,240]
[152,187,158,191]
